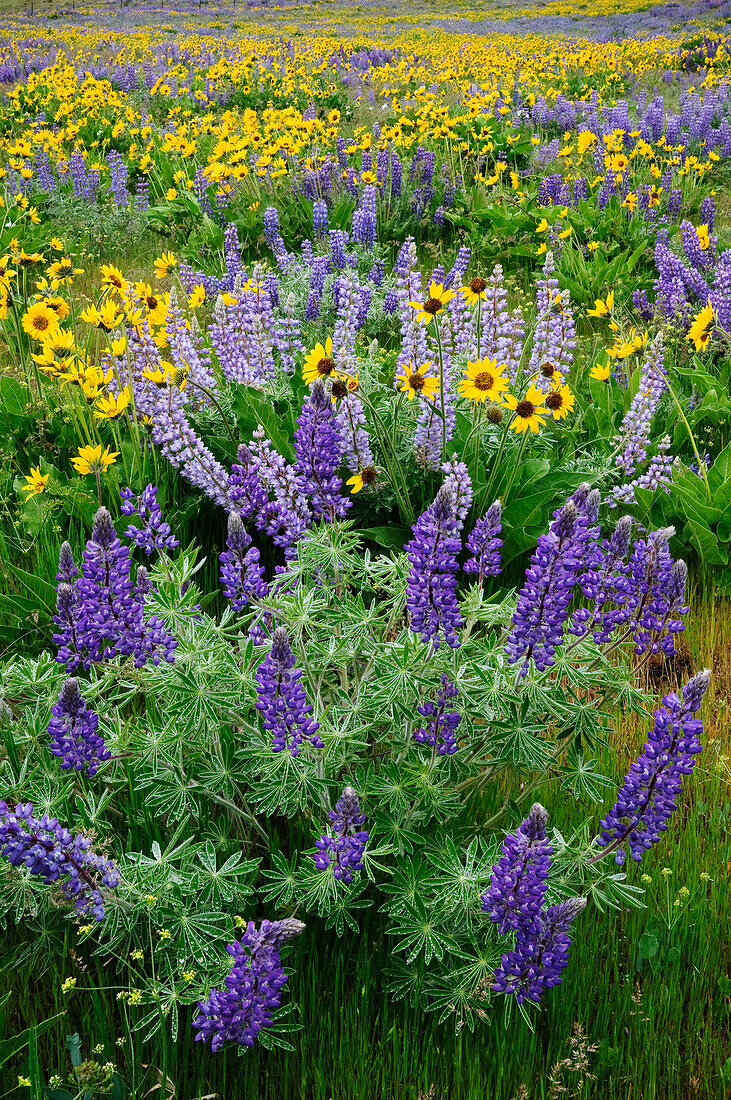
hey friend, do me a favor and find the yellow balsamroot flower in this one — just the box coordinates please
[409,282,456,325]
[590,362,613,381]
[111,335,127,357]
[46,296,71,321]
[94,387,131,420]
[587,290,614,317]
[606,153,629,175]
[460,276,489,305]
[587,241,599,253]
[535,218,549,233]
[458,358,509,404]
[396,362,440,401]
[22,301,60,340]
[135,284,168,327]
[545,381,575,420]
[696,224,711,251]
[50,237,64,251]
[687,300,714,351]
[166,188,178,201]
[188,285,206,309]
[622,192,638,213]
[71,444,119,476]
[100,263,127,294]
[504,385,548,433]
[346,465,378,494]
[302,337,336,385]
[607,328,648,360]
[47,257,73,280]
[21,465,49,498]
[81,300,124,331]
[154,251,176,279]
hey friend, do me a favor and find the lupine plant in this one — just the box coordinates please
[0,471,710,1048]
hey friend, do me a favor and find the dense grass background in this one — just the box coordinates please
[1,591,728,1099]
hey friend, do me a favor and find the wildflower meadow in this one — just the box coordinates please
[0,0,729,1094]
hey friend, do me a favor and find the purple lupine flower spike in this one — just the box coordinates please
[120,485,179,555]
[57,541,78,584]
[413,674,461,755]
[598,670,710,865]
[464,501,502,583]
[48,679,110,777]
[313,786,369,883]
[405,485,463,649]
[254,627,323,755]
[0,801,119,920]
[219,512,267,612]
[481,804,553,934]
[491,896,587,1004]
[505,485,600,675]
[441,459,472,528]
[192,918,305,1051]
[52,508,177,671]
[294,379,351,523]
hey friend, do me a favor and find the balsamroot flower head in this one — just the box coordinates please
[219,512,267,611]
[405,484,463,649]
[0,801,119,920]
[48,678,110,777]
[120,484,179,556]
[314,786,369,883]
[413,674,461,755]
[464,500,503,583]
[294,378,351,522]
[481,803,552,934]
[491,896,587,1005]
[598,670,710,865]
[505,484,600,675]
[192,917,305,1051]
[254,627,323,755]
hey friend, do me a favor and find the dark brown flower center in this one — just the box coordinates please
[361,465,377,485]
[546,392,563,410]
[486,405,504,424]
[35,315,50,331]
[331,379,348,399]
[317,356,335,376]
[408,372,426,390]
[469,277,487,294]
[423,297,442,315]
[474,371,494,390]
[541,362,557,378]
[516,399,535,418]
[146,295,159,310]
